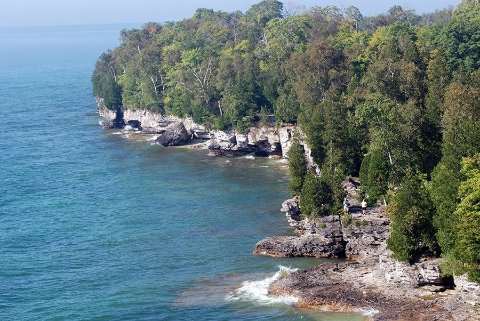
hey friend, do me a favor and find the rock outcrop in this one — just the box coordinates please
[253,231,345,259]
[98,107,312,158]
[155,122,191,146]
[281,197,301,227]
[256,177,479,320]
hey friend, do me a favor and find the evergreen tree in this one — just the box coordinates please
[387,172,437,262]
[359,148,390,202]
[431,71,480,254]
[300,172,333,218]
[287,138,307,196]
[445,154,480,282]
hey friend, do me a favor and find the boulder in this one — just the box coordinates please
[155,122,191,146]
[127,119,142,130]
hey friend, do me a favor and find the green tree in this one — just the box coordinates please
[287,138,307,196]
[435,0,480,71]
[359,148,390,202]
[387,172,437,262]
[450,154,480,282]
[431,71,480,254]
[300,172,334,218]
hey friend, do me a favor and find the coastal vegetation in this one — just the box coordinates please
[93,0,480,283]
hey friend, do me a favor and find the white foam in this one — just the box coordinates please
[225,266,299,305]
[359,308,379,316]
[244,155,256,160]
[111,131,123,135]
[146,135,158,141]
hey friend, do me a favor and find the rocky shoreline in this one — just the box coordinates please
[254,179,480,320]
[98,107,319,165]
[97,107,479,320]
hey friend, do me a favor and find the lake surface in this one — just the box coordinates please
[0,24,365,321]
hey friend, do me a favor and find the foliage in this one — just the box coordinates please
[300,172,334,218]
[387,172,437,262]
[359,148,390,202]
[443,154,480,282]
[431,70,480,254]
[91,1,480,280]
[287,138,307,196]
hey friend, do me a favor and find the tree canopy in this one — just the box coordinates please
[93,0,480,281]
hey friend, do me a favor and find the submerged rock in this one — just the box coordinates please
[155,122,191,146]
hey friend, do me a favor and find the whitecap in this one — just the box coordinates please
[243,155,256,160]
[146,135,158,141]
[225,266,299,305]
[359,307,379,316]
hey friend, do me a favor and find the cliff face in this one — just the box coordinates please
[98,107,316,163]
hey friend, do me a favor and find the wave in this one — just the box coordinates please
[145,135,158,141]
[225,266,299,305]
[243,154,256,160]
[359,307,379,317]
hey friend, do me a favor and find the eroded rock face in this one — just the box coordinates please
[253,234,345,258]
[155,122,191,146]
[455,274,480,305]
[207,126,285,156]
[378,255,455,291]
[254,215,346,259]
[99,108,125,128]
[98,107,301,157]
[281,197,301,226]
[343,218,389,261]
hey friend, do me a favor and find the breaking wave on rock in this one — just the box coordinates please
[225,266,299,305]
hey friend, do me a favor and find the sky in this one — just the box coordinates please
[0,0,462,28]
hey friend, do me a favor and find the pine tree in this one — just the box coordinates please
[287,138,307,196]
[300,172,333,218]
[449,155,480,282]
[387,172,437,262]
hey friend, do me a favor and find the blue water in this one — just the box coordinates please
[0,25,365,321]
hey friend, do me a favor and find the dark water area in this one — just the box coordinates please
[0,25,365,320]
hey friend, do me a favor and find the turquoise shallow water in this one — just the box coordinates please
[0,25,366,321]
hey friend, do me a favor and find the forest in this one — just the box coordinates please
[92,0,480,283]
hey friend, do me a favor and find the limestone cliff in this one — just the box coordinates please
[98,107,316,163]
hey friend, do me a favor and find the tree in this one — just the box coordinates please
[300,172,334,218]
[287,138,307,196]
[244,0,283,27]
[431,71,480,254]
[450,154,480,282]
[387,172,437,262]
[359,148,390,202]
[435,0,480,71]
